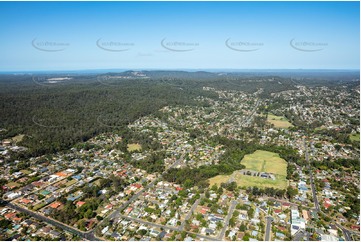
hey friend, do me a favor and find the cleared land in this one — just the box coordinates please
[350,133,360,142]
[127,143,142,152]
[209,150,288,189]
[267,113,293,129]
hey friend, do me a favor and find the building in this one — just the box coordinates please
[291,209,306,235]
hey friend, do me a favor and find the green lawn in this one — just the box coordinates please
[33,203,46,211]
[349,133,360,142]
[267,113,293,129]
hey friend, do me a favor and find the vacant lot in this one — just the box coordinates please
[209,150,288,189]
[127,143,142,152]
[267,113,293,129]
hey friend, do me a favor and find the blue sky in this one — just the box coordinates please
[0,1,359,71]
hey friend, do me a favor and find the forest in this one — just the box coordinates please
[0,71,358,160]
[0,74,212,158]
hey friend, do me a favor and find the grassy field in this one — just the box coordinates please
[349,133,360,142]
[127,143,142,152]
[209,150,288,189]
[267,113,293,129]
[11,134,24,143]
[209,172,288,190]
[209,175,230,186]
[65,179,78,187]
[241,150,287,176]
[6,182,21,188]
[20,169,32,175]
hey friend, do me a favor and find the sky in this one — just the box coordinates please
[0,1,359,71]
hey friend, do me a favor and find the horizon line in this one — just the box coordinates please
[0,68,360,74]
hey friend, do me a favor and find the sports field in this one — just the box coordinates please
[209,150,288,189]
[241,150,287,176]
[267,113,293,129]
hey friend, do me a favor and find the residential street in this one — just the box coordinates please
[217,200,238,240]
[304,139,320,212]
[96,156,184,232]
[6,201,100,241]
[264,216,273,241]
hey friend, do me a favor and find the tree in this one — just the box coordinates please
[78,219,86,231]
[196,213,203,221]
[243,233,250,241]
[205,190,210,198]
[217,186,224,195]
[84,209,93,219]
[229,217,236,227]
[287,186,298,199]
[248,207,254,218]
[239,222,247,232]
[216,221,223,230]
[0,219,11,229]
[211,184,218,192]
